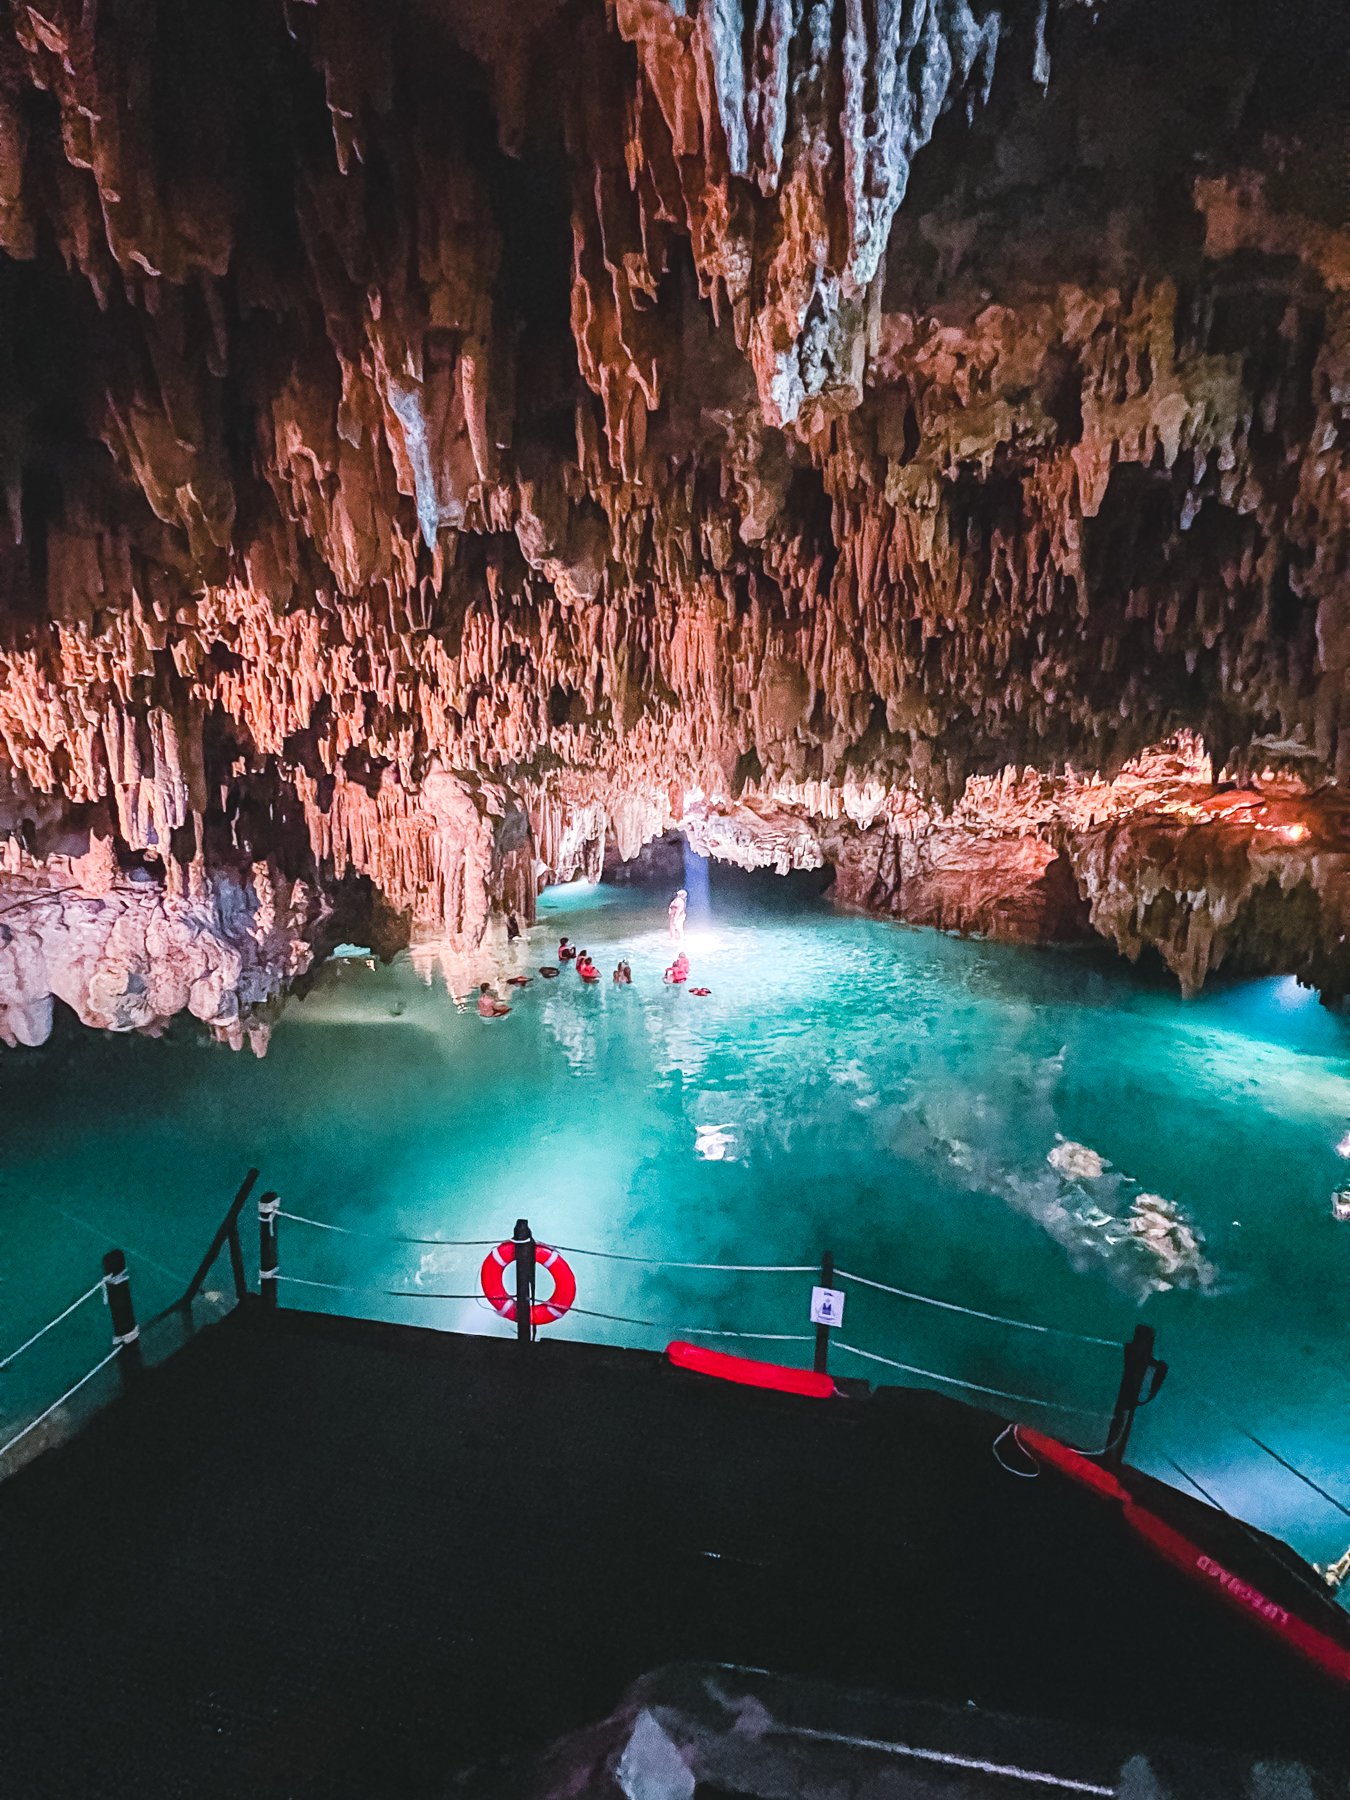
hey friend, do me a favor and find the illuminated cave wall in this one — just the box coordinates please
[0,0,1347,1042]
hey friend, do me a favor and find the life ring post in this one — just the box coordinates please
[480,1234,574,1331]
[513,1219,535,1347]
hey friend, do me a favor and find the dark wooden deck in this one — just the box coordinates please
[0,1304,1345,1796]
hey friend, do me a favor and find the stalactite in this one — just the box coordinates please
[0,0,1344,1030]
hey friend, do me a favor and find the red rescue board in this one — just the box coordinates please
[1018,1428,1350,1687]
[1123,1503,1350,1687]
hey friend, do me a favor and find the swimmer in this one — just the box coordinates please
[668,888,687,943]
[578,954,601,984]
[664,951,690,985]
[477,980,511,1018]
[558,937,576,963]
[613,959,632,985]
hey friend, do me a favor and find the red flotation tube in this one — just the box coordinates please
[480,1241,577,1327]
[667,1340,835,1399]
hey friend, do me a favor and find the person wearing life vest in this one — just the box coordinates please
[477,981,511,1018]
[575,950,600,981]
[558,936,576,963]
[664,951,690,985]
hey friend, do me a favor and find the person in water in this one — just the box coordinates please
[477,980,511,1018]
[668,888,687,942]
[664,951,690,985]
[577,950,600,981]
[558,937,576,963]
[613,959,632,985]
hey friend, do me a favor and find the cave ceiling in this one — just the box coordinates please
[0,0,1348,1042]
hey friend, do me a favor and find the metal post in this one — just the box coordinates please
[513,1217,535,1346]
[259,1191,280,1310]
[102,1249,142,1387]
[1105,1324,1166,1469]
[814,1251,834,1375]
[226,1221,248,1306]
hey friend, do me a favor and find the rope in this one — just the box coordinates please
[834,1269,1117,1348]
[548,1244,816,1273]
[561,1305,813,1342]
[276,1275,478,1300]
[0,1280,107,1371]
[833,1342,1106,1419]
[0,1350,120,1460]
[992,1423,1041,1480]
[1160,1454,1348,1614]
[275,1210,497,1249]
[1191,1394,1350,1521]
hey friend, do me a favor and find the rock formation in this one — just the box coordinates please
[0,0,1346,1042]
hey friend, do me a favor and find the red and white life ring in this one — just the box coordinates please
[480,1240,577,1328]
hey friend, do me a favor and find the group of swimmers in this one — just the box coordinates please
[476,890,704,1018]
[546,937,599,980]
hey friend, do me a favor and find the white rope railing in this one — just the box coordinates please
[271,1208,1115,1348]
[834,1342,1106,1420]
[562,1303,813,1343]
[0,1279,107,1371]
[834,1269,1117,1348]
[0,1349,121,1461]
[268,1207,1125,1395]
[275,1209,497,1249]
[276,1274,479,1300]
[551,1243,816,1273]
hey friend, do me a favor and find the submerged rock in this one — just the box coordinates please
[1048,1141,1106,1181]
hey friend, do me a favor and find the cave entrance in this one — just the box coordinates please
[601,829,835,919]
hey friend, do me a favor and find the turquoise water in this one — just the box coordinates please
[2,873,1347,1585]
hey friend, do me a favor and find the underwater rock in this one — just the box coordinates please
[1048,1141,1106,1181]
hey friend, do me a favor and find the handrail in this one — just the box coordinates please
[146,1168,258,1328]
[270,1205,1137,1448]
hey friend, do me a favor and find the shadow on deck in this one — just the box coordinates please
[0,1304,1345,1795]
